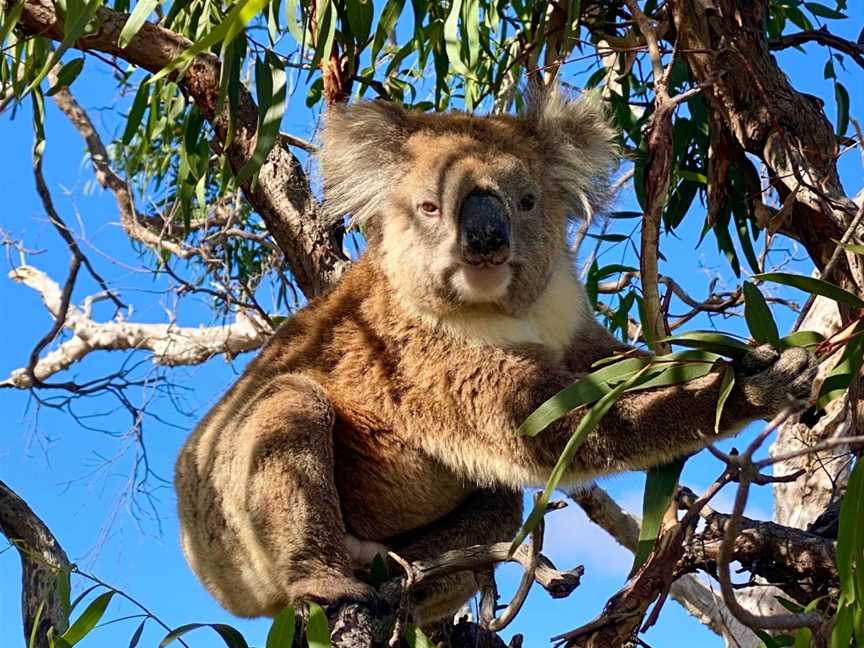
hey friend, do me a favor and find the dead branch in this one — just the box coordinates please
[2,266,271,388]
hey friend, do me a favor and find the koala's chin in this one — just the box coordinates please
[451,264,512,303]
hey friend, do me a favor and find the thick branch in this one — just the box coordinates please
[570,486,759,646]
[14,0,348,297]
[678,510,838,605]
[0,480,71,648]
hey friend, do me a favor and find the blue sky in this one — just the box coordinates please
[1,4,863,647]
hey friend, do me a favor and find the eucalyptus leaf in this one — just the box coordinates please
[306,602,331,648]
[755,272,864,309]
[61,591,115,646]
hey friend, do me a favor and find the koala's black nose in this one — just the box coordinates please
[459,191,511,266]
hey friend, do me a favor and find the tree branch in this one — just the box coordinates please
[13,0,348,298]
[769,28,864,70]
[2,265,271,388]
[0,480,71,648]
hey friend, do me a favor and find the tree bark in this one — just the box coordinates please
[0,481,70,648]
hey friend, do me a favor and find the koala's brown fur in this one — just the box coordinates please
[175,87,816,625]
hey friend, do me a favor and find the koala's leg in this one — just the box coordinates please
[387,487,523,626]
[180,374,373,617]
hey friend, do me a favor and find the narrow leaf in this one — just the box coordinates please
[511,366,652,552]
[755,272,864,309]
[836,459,864,604]
[151,0,269,82]
[743,281,781,348]
[781,330,825,349]
[45,57,84,96]
[118,0,161,47]
[516,357,650,436]
[631,457,686,573]
[404,624,435,648]
[235,52,286,185]
[306,602,331,648]
[121,78,151,145]
[835,82,850,137]
[660,331,750,359]
[266,607,296,648]
[818,330,864,409]
[61,591,115,645]
[128,619,146,648]
[715,364,736,433]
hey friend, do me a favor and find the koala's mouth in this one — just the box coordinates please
[452,263,512,303]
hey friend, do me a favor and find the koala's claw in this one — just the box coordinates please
[738,346,818,416]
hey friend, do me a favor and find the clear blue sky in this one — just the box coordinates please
[1,5,862,647]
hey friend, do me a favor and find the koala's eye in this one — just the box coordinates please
[419,201,440,217]
[518,194,536,211]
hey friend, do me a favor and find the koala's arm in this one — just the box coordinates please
[416,345,816,488]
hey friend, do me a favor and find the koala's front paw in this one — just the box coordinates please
[737,345,818,417]
[345,533,389,569]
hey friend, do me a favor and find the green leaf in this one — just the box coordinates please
[61,591,115,645]
[444,0,467,73]
[45,57,84,96]
[118,0,160,47]
[128,619,146,648]
[511,366,652,552]
[371,0,405,61]
[235,52,286,186]
[834,82,849,137]
[831,603,854,648]
[754,273,864,309]
[631,457,686,574]
[121,77,151,145]
[781,331,825,349]
[150,0,270,82]
[836,240,864,255]
[306,602,330,648]
[345,0,373,46]
[55,565,72,623]
[24,0,102,95]
[794,627,812,648]
[159,624,249,648]
[743,281,781,349]
[516,357,650,436]
[266,607,296,648]
[803,2,847,18]
[837,459,864,603]
[404,624,435,648]
[0,0,25,47]
[284,0,305,44]
[817,329,863,409]
[714,364,735,434]
[308,2,336,73]
[660,331,750,359]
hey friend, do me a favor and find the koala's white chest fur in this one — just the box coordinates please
[421,257,593,354]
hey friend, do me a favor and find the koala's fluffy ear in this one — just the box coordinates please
[522,84,618,221]
[318,101,415,227]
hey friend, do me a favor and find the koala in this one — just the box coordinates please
[174,86,817,627]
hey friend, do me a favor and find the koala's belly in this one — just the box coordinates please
[332,414,471,540]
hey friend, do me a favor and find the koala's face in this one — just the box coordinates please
[377,126,561,315]
[319,87,617,317]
